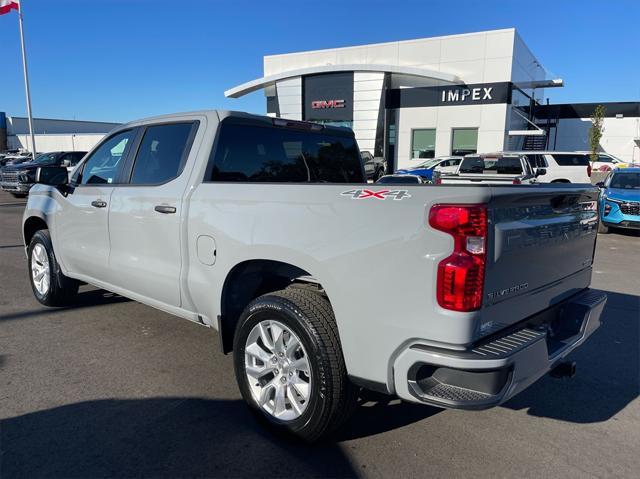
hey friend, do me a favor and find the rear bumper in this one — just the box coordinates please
[392,289,606,409]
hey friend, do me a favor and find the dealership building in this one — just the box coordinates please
[226,28,640,169]
[0,112,119,153]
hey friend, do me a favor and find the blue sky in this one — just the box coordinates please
[1,0,639,123]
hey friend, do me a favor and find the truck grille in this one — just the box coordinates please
[1,171,19,183]
[620,201,640,216]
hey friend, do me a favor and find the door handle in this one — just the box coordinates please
[154,205,177,214]
[91,200,107,208]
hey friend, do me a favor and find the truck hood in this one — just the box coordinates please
[1,161,43,171]
[605,188,640,202]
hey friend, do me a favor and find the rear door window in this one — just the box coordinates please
[209,123,364,183]
[525,154,548,168]
[551,154,590,166]
[129,122,196,185]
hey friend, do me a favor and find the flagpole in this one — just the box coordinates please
[17,0,36,155]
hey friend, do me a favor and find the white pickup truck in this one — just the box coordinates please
[23,111,606,441]
[435,153,541,185]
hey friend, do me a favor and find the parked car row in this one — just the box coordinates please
[391,150,596,185]
[0,151,86,197]
[379,150,639,235]
[434,153,541,185]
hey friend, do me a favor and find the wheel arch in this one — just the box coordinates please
[551,178,570,183]
[218,259,327,354]
[23,215,49,247]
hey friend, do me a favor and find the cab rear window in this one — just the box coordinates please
[551,154,590,166]
[209,123,364,183]
[460,157,523,174]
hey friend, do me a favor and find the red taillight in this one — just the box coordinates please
[512,178,521,185]
[429,204,487,312]
[587,164,592,177]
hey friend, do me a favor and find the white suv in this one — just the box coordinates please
[505,151,592,183]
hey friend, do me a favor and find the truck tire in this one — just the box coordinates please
[27,229,79,306]
[233,286,358,442]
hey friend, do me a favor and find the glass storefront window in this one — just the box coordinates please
[451,128,478,156]
[311,119,353,129]
[411,129,436,159]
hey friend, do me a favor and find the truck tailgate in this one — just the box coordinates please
[482,184,599,328]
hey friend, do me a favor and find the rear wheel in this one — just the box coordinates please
[233,287,358,442]
[28,229,79,306]
[11,193,27,198]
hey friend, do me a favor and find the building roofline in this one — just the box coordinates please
[225,64,461,99]
[7,115,120,125]
[263,28,516,59]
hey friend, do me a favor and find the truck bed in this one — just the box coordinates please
[186,180,599,384]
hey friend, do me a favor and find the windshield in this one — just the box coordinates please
[610,172,640,189]
[32,153,59,165]
[415,159,440,169]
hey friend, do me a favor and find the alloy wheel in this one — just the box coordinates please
[244,319,311,421]
[31,243,50,295]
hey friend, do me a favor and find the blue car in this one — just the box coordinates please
[396,156,462,182]
[598,167,640,233]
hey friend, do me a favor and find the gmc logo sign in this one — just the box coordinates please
[311,99,345,109]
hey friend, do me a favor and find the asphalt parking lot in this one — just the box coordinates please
[1,190,638,478]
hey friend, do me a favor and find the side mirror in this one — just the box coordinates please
[61,159,71,167]
[36,166,69,186]
[536,168,547,177]
[595,181,605,188]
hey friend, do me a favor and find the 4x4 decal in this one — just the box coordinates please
[341,189,411,200]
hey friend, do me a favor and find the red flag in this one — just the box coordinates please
[0,0,19,15]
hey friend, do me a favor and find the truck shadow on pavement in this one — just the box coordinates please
[0,288,131,322]
[337,393,441,441]
[503,289,639,423]
[1,397,359,478]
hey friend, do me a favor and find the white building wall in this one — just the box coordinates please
[275,77,302,121]
[352,72,384,154]
[554,117,640,163]
[396,103,509,169]
[264,29,517,82]
[9,133,106,152]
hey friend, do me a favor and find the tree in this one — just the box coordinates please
[588,104,606,163]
